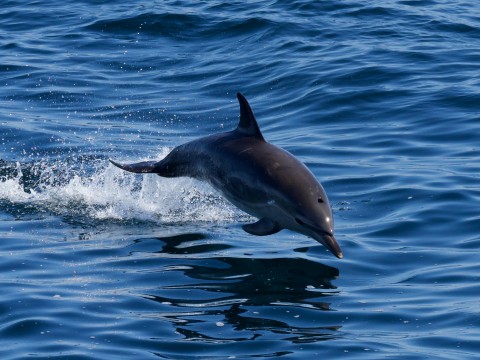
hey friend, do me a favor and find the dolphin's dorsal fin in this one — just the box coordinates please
[235,92,265,141]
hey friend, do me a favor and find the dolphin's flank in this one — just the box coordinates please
[110,93,343,258]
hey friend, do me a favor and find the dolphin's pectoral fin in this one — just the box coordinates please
[109,159,160,174]
[242,218,281,236]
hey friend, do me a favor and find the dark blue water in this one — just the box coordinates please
[1,1,479,359]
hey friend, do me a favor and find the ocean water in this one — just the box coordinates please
[1,0,479,358]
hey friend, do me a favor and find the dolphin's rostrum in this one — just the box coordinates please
[110,93,343,258]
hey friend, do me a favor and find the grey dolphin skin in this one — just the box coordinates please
[110,93,343,258]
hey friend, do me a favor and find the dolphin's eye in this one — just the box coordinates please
[318,197,324,203]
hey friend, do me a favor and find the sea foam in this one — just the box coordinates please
[0,149,240,224]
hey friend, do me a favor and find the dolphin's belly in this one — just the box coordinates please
[210,176,294,227]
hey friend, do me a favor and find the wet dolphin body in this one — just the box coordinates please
[110,93,343,258]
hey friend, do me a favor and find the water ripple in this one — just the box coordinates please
[1,0,480,359]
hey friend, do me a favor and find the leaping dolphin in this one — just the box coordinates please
[110,93,343,258]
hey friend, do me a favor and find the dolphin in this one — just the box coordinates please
[110,93,343,258]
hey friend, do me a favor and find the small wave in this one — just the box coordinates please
[0,150,240,225]
[85,10,276,41]
[85,12,207,38]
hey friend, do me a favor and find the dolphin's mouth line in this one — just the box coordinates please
[294,217,332,237]
[295,217,342,258]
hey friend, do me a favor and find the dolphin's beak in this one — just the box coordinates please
[321,234,343,259]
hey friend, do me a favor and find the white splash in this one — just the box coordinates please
[0,149,241,224]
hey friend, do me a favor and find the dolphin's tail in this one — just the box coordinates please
[109,159,160,174]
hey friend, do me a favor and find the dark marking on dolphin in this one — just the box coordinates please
[110,93,343,258]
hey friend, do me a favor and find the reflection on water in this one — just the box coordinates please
[142,233,341,345]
